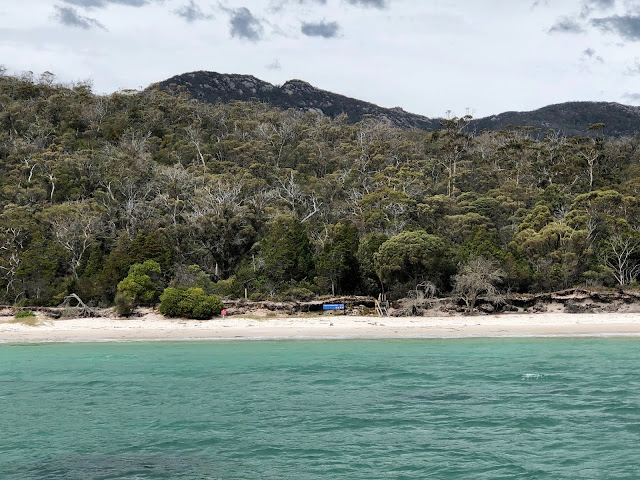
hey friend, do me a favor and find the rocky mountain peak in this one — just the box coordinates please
[148,71,434,130]
[147,71,640,137]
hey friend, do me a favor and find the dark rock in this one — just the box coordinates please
[565,302,594,313]
[470,101,640,138]
[532,304,547,313]
[147,72,640,138]
[477,303,495,313]
[146,71,434,130]
[501,304,520,312]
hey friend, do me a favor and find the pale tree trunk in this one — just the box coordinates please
[603,234,640,286]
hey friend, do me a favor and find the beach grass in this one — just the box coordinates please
[11,310,40,326]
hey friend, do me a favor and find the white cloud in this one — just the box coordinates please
[0,0,639,117]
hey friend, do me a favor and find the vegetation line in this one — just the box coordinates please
[1,72,639,316]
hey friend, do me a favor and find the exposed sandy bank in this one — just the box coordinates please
[3,310,640,343]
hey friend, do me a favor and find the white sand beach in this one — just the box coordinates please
[3,310,640,343]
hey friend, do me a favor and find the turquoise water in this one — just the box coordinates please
[2,339,640,479]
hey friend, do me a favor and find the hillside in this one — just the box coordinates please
[147,71,434,130]
[148,71,640,138]
[2,72,640,312]
[470,101,640,138]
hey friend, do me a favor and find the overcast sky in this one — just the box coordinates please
[1,0,639,118]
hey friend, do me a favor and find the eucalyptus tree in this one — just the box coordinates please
[315,222,359,295]
[39,201,106,279]
[435,115,472,197]
[600,232,640,286]
[374,230,450,297]
[257,215,314,294]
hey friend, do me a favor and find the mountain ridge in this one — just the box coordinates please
[147,70,434,130]
[469,101,640,138]
[147,71,640,137]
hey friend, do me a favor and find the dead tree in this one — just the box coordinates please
[59,294,97,318]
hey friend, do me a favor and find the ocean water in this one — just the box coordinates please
[2,338,640,479]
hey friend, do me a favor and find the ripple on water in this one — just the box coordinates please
[3,339,640,479]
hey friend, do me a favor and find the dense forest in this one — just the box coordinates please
[1,71,640,312]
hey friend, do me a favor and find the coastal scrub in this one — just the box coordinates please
[158,287,223,320]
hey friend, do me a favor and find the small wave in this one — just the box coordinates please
[521,373,545,380]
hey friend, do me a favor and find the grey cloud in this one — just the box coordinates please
[268,0,327,13]
[266,59,282,70]
[54,5,106,29]
[228,7,263,41]
[344,0,386,8]
[624,59,640,74]
[582,0,615,12]
[61,0,149,7]
[585,0,615,8]
[549,17,585,33]
[591,14,640,40]
[582,48,604,62]
[301,20,339,38]
[579,0,615,18]
[175,1,212,22]
[624,0,640,14]
[622,92,640,101]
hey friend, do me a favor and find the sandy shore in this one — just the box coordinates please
[2,311,640,343]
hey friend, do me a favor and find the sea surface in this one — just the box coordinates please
[2,338,640,479]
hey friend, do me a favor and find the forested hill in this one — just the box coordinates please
[149,71,640,138]
[470,102,640,138]
[147,71,435,130]
[2,72,640,313]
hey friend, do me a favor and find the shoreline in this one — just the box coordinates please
[3,311,640,344]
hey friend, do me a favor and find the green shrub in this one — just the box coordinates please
[280,287,316,302]
[172,264,215,292]
[14,310,36,319]
[114,291,134,317]
[117,260,162,305]
[249,292,266,301]
[211,277,235,297]
[157,287,183,317]
[158,287,223,320]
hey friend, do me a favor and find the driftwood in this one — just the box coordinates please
[505,288,640,308]
[443,287,640,314]
[5,288,640,319]
[58,293,97,318]
[220,289,640,316]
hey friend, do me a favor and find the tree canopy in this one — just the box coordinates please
[1,71,640,308]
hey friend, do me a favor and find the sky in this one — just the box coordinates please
[1,0,640,118]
